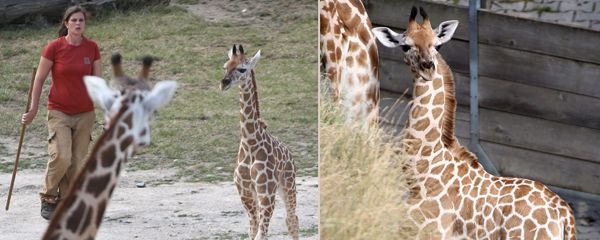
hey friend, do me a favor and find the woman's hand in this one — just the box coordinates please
[22,106,38,125]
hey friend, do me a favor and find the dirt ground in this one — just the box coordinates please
[0,168,317,239]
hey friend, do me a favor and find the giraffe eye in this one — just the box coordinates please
[237,68,247,73]
[400,45,411,52]
[435,45,441,51]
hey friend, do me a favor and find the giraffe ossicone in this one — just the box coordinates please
[373,6,576,239]
[221,44,299,240]
[42,74,176,240]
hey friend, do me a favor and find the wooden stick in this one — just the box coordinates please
[6,67,36,211]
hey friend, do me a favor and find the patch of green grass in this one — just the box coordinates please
[177,0,200,5]
[0,4,317,182]
[300,225,319,237]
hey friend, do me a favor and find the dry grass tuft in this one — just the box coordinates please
[319,93,418,239]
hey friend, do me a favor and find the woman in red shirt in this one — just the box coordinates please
[21,5,101,220]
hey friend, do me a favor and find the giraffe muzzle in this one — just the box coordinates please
[220,78,232,91]
[420,61,435,70]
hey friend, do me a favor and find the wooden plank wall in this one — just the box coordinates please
[367,0,600,195]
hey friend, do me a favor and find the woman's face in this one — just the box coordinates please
[65,12,86,36]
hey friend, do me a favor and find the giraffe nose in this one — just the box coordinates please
[220,78,231,91]
[420,61,434,69]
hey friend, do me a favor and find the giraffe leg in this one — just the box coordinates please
[280,172,299,240]
[255,192,276,240]
[235,177,259,239]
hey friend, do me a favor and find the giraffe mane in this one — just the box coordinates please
[250,70,261,121]
[436,55,479,166]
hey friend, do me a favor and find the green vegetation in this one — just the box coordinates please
[0,4,317,181]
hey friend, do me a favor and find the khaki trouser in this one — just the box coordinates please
[40,110,95,203]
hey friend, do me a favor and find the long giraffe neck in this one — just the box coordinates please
[320,0,380,126]
[43,102,134,240]
[239,70,262,141]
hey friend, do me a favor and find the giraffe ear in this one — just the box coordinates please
[372,27,406,48]
[247,50,261,69]
[143,80,177,112]
[228,45,235,59]
[434,20,458,45]
[84,76,118,112]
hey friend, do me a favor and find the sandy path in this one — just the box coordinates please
[0,169,318,239]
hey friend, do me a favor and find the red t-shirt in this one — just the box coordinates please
[42,36,101,114]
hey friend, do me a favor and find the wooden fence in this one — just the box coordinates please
[367,0,600,195]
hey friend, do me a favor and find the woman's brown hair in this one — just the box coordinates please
[58,6,88,37]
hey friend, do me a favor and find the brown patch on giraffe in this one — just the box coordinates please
[499,195,513,204]
[425,129,440,142]
[441,164,454,183]
[509,229,522,239]
[100,145,116,168]
[523,219,536,239]
[121,112,133,128]
[416,160,429,173]
[120,136,133,152]
[548,221,559,236]
[368,44,378,69]
[515,200,532,216]
[506,215,522,229]
[356,49,368,67]
[349,0,366,15]
[420,145,432,156]
[415,85,429,96]
[420,200,440,218]
[431,165,444,175]
[117,125,126,138]
[425,178,443,196]
[441,213,454,229]
[246,121,255,133]
[335,47,342,62]
[484,205,492,216]
[443,151,452,161]
[86,174,112,197]
[537,229,551,240]
[357,24,372,45]
[358,74,370,85]
[432,92,444,105]
[66,200,86,233]
[256,172,267,185]
[413,118,430,131]
[431,152,443,163]
[500,186,512,195]
[532,208,548,225]
[431,107,443,119]
[79,205,93,235]
[514,185,532,199]
[419,95,431,105]
[256,148,267,161]
[466,222,476,235]
[411,105,428,119]
[432,77,443,89]
[439,194,452,209]
[345,56,355,68]
[454,219,464,235]
[366,83,378,103]
[461,198,474,220]
[352,93,363,105]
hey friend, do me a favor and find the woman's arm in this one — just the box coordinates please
[93,59,102,77]
[22,56,53,125]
